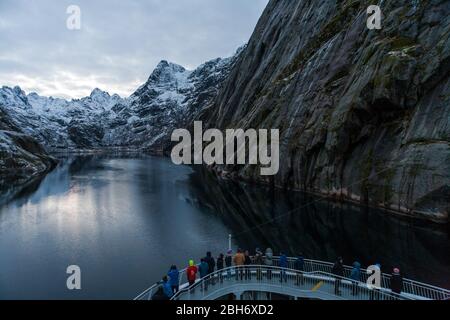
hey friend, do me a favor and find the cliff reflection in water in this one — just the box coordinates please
[188,167,450,289]
[0,155,448,299]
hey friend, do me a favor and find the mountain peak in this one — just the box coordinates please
[13,85,24,94]
[2,85,27,99]
[90,88,110,98]
[155,60,186,73]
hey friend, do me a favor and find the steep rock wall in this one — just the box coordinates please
[202,0,450,222]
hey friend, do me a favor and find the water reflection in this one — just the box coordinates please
[0,155,448,300]
[187,167,450,289]
[0,156,234,299]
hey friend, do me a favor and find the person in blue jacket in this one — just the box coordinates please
[199,258,210,291]
[161,276,173,299]
[279,252,288,282]
[350,261,361,295]
[168,265,180,294]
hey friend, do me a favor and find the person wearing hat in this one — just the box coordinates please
[391,267,403,297]
[186,259,198,291]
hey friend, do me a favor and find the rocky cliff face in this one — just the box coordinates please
[0,105,56,189]
[202,0,450,222]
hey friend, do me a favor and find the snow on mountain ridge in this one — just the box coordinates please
[0,47,245,151]
[103,54,238,149]
[131,60,193,107]
[0,85,126,148]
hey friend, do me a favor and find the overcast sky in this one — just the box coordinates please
[0,0,268,99]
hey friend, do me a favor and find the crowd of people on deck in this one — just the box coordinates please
[331,257,403,299]
[152,248,404,300]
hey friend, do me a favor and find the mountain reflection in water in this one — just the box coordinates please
[0,155,448,300]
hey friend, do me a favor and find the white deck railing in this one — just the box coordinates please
[134,257,450,301]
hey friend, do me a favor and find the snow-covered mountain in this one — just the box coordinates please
[0,48,242,154]
[104,52,241,152]
[0,103,56,189]
[0,86,128,149]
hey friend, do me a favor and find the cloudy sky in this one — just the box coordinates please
[0,0,268,99]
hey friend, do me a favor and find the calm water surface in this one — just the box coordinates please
[0,155,448,299]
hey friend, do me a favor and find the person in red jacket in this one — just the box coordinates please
[187,260,198,289]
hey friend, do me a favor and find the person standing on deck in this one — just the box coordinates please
[225,249,233,280]
[265,248,274,280]
[391,268,403,298]
[204,252,216,285]
[370,263,382,300]
[244,250,252,280]
[233,249,246,280]
[332,257,344,296]
[279,252,288,282]
[186,260,198,292]
[350,261,361,296]
[295,253,305,285]
[167,265,180,294]
[217,254,225,283]
[161,276,173,300]
[199,258,210,291]
[254,248,264,281]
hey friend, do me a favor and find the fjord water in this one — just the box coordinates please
[0,156,448,299]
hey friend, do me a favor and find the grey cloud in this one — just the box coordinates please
[0,0,268,99]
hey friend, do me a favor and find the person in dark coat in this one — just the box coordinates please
[217,254,225,283]
[244,250,252,280]
[295,253,305,285]
[332,257,344,295]
[391,268,403,297]
[151,285,167,300]
[254,248,264,280]
[205,252,216,274]
[204,252,216,285]
[225,250,233,280]
[350,261,361,296]
[279,252,288,282]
